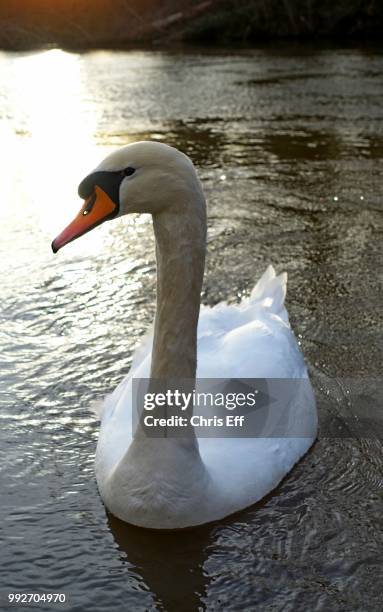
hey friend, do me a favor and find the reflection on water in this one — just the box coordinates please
[108,513,212,612]
[0,47,382,611]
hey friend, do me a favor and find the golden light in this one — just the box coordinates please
[0,49,114,255]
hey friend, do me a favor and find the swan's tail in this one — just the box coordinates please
[249,265,288,322]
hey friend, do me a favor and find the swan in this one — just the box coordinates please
[52,141,317,529]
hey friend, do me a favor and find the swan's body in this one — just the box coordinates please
[53,141,317,529]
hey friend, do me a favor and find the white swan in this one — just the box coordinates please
[52,141,317,529]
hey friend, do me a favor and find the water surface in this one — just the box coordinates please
[0,46,382,611]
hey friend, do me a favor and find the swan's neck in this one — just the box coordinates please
[150,205,206,379]
[111,195,210,516]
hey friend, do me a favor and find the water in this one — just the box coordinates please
[1,45,382,611]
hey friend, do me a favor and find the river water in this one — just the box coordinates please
[0,45,382,611]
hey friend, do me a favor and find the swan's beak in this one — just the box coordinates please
[51,185,118,253]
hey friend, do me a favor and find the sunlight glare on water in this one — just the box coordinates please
[0,50,113,255]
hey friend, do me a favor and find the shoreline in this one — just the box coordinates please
[1,0,382,53]
[1,36,383,55]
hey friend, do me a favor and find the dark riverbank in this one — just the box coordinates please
[0,0,382,51]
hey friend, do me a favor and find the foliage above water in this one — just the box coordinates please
[0,0,382,50]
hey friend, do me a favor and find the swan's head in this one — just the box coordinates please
[52,141,203,253]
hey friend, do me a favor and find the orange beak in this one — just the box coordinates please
[51,185,118,253]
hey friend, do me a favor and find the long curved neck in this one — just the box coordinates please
[150,202,206,380]
[121,193,208,491]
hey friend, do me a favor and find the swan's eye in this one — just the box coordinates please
[123,167,136,177]
[82,192,96,216]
